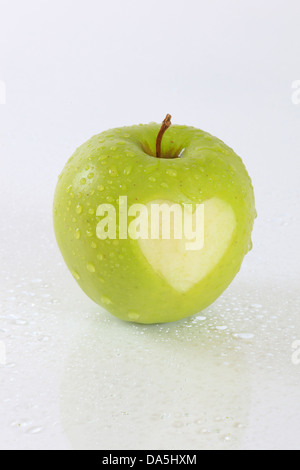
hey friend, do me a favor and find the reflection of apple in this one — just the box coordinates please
[60,312,251,450]
[53,115,256,324]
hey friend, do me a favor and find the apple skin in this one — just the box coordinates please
[53,123,256,324]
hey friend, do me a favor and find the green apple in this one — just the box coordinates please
[53,116,256,324]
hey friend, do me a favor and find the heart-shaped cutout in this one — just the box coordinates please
[138,197,236,292]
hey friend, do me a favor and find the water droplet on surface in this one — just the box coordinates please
[233,333,254,340]
[251,304,262,309]
[15,319,28,325]
[80,178,87,185]
[26,426,43,435]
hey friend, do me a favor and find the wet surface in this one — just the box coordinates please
[1,190,299,449]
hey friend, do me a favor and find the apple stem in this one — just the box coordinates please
[156,114,172,158]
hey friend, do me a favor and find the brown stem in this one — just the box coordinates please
[156,114,172,158]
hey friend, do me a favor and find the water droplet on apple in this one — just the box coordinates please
[101,295,112,305]
[75,229,81,240]
[124,166,132,176]
[87,263,96,273]
[166,169,177,177]
[72,270,80,281]
[88,173,94,179]
[76,204,83,215]
[80,178,86,185]
[128,312,140,321]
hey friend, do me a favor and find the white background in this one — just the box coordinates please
[0,0,300,450]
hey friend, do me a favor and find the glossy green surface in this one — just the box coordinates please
[53,123,256,323]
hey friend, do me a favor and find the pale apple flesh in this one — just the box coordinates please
[139,198,236,293]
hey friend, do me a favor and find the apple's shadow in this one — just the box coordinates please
[59,285,257,450]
